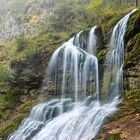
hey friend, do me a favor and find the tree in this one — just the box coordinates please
[48,0,88,31]
[135,0,138,6]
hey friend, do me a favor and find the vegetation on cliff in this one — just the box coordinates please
[0,0,139,139]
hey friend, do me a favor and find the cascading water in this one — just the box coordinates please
[8,10,137,140]
[87,26,97,54]
[104,9,137,99]
[44,35,99,101]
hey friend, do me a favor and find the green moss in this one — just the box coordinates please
[20,100,37,112]
[0,113,27,138]
[123,89,140,112]
[0,40,16,62]
[125,33,140,65]
[96,49,107,62]
[13,114,27,125]
[0,64,11,85]
[0,97,9,110]
[0,122,16,138]
[101,7,135,36]
[0,99,38,138]
[0,110,10,121]
[106,133,121,140]
[0,94,14,110]
[0,5,139,140]
[0,93,20,122]
[106,14,124,28]
[9,31,69,65]
[126,10,140,37]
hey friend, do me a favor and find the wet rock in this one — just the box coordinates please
[9,45,56,94]
[101,114,140,140]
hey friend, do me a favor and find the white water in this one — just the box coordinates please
[43,35,99,101]
[105,9,137,98]
[8,10,137,140]
[87,26,97,54]
[32,97,119,140]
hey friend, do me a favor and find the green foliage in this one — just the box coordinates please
[0,98,38,138]
[123,89,140,112]
[10,30,70,64]
[125,33,140,65]
[0,94,16,121]
[106,133,121,140]
[13,113,26,125]
[0,40,16,62]
[87,0,115,20]
[87,0,134,25]
[16,34,28,52]
[96,49,107,62]
[48,0,89,32]
[0,64,11,85]
[10,0,27,21]
[0,96,9,110]
[0,1,139,139]
[0,0,27,22]
[12,35,42,62]
[0,113,26,138]
[126,10,140,37]
[19,100,37,112]
[0,122,16,138]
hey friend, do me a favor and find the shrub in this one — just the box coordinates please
[16,34,28,52]
[0,64,11,84]
[87,0,134,24]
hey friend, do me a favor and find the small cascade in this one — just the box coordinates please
[73,26,98,54]
[104,9,137,99]
[8,9,137,140]
[87,26,97,54]
[32,97,119,140]
[8,99,73,140]
[74,30,83,47]
[43,32,99,101]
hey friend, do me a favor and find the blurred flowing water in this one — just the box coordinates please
[8,9,137,140]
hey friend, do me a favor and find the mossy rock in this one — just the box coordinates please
[96,127,122,140]
[101,7,135,38]
[105,133,122,140]
[13,113,27,126]
[75,26,105,54]
[0,93,19,121]
[124,33,140,68]
[125,9,140,42]
[0,123,16,138]
[0,99,38,139]
[123,89,140,112]
[0,113,26,138]
[97,49,107,63]
[19,100,37,112]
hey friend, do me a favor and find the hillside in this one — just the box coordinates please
[0,0,139,139]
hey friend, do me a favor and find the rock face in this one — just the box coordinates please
[124,63,140,91]
[0,6,139,139]
[97,10,140,140]
[124,10,140,92]
[10,45,56,93]
[102,114,140,140]
[123,11,140,114]
[0,0,58,40]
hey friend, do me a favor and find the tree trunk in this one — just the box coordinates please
[120,0,121,5]
[135,0,138,7]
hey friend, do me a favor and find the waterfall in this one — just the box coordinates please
[104,9,137,99]
[87,26,97,54]
[43,35,99,101]
[8,10,137,140]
